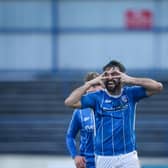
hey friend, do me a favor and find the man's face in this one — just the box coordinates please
[103,66,121,92]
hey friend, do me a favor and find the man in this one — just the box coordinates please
[66,72,102,168]
[65,60,163,168]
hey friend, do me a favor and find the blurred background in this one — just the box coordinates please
[0,0,168,168]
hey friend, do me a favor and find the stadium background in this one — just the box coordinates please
[0,0,168,167]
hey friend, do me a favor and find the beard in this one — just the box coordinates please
[105,79,121,93]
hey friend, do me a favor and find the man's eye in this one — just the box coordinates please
[111,72,117,76]
[104,72,108,76]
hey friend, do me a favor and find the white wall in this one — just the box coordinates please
[0,2,51,28]
[59,1,155,28]
[58,0,168,70]
[0,0,168,72]
[58,33,155,70]
[160,33,168,69]
[0,34,52,70]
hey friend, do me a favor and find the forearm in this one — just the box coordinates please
[127,77,163,94]
[66,135,77,158]
[64,82,91,107]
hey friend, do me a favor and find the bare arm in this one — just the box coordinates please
[117,71,163,96]
[64,83,91,108]
[125,77,163,96]
[64,74,106,108]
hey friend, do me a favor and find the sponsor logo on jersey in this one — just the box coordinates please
[85,125,94,131]
[105,99,112,103]
[84,117,90,122]
[121,95,128,103]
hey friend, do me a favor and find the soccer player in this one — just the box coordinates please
[66,72,102,168]
[64,60,163,168]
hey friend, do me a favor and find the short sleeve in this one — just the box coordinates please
[81,92,97,109]
[126,86,148,102]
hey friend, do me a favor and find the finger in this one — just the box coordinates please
[77,162,83,168]
[101,71,108,77]
[80,162,85,168]
[76,162,80,168]
[102,76,109,81]
[100,72,109,79]
[82,157,86,165]
[76,160,83,168]
[82,157,86,162]
[113,69,122,74]
[79,157,85,168]
[99,81,105,88]
[111,75,121,79]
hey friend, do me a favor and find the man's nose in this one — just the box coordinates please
[108,76,113,80]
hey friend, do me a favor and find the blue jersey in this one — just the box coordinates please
[81,86,147,156]
[66,108,95,168]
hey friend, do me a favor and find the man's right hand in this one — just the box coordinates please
[74,156,86,168]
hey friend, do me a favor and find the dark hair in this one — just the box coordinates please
[103,60,126,72]
[84,72,99,82]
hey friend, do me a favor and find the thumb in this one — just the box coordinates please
[100,81,105,88]
[82,157,86,162]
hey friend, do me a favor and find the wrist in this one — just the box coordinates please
[127,77,135,84]
[84,81,93,89]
